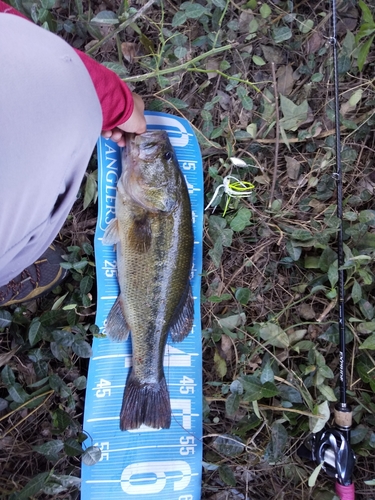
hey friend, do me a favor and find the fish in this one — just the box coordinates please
[102,130,194,431]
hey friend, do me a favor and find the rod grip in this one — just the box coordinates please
[334,406,352,428]
[336,482,355,500]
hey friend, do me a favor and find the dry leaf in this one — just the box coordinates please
[205,58,220,79]
[285,156,301,180]
[298,303,316,320]
[248,354,261,372]
[358,177,374,195]
[214,349,227,378]
[253,174,270,185]
[238,11,254,33]
[220,334,233,362]
[277,65,294,96]
[85,39,99,54]
[0,347,18,368]
[308,323,322,340]
[261,45,283,64]
[217,90,231,110]
[308,198,326,213]
[305,31,323,55]
[121,42,136,63]
[337,6,359,34]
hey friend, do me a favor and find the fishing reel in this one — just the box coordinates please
[299,426,356,487]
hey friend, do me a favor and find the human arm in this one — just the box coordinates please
[0,0,146,136]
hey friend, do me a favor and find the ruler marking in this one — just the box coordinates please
[96,444,198,454]
[82,113,203,499]
[86,473,200,484]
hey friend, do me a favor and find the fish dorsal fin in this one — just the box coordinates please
[128,217,152,253]
[106,295,130,342]
[102,217,120,245]
[169,283,194,342]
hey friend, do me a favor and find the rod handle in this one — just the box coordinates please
[336,481,355,500]
[334,406,352,429]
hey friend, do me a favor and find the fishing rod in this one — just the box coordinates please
[298,1,356,498]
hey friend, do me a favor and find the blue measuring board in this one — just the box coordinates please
[82,112,203,499]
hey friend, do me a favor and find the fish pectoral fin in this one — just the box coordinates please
[128,217,152,253]
[102,217,120,245]
[120,372,171,430]
[169,283,194,342]
[106,295,130,342]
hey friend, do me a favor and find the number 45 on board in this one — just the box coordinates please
[96,378,111,398]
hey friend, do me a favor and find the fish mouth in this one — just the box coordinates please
[121,132,178,213]
[127,131,169,160]
[125,131,169,170]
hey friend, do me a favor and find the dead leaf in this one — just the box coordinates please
[217,90,231,110]
[308,199,326,213]
[308,324,322,340]
[17,361,37,386]
[84,39,99,54]
[277,351,289,363]
[261,45,284,64]
[121,42,136,63]
[298,303,316,320]
[307,120,323,137]
[220,334,233,362]
[253,174,270,185]
[214,349,227,378]
[0,347,18,368]
[277,65,295,96]
[337,6,359,34]
[206,58,220,79]
[340,89,363,117]
[285,156,301,180]
[238,11,254,33]
[305,31,324,55]
[359,177,375,194]
[340,100,354,117]
[287,329,307,344]
[248,355,261,372]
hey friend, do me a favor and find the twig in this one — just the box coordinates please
[254,110,375,144]
[186,67,261,93]
[269,62,280,209]
[86,0,157,55]
[0,390,54,437]
[124,44,236,83]
[317,298,337,323]
[205,397,322,418]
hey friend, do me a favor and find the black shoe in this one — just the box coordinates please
[0,244,69,307]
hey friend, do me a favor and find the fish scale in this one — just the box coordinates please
[82,112,203,499]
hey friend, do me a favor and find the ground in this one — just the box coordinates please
[1,0,375,499]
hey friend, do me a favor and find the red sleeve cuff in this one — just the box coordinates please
[76,51,134,131]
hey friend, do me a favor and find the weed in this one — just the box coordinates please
[2,0,375,498]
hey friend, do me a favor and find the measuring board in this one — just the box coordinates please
[82,112,203,499]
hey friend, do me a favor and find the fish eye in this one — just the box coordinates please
[164,151,173,160]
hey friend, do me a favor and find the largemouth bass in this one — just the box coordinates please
[102,131,194,430]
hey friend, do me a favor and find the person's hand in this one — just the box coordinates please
[101,93,146,147]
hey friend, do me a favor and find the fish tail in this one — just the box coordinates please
[120,372,171,431]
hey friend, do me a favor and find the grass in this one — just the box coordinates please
[1,0,375,498]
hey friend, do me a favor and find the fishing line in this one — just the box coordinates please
[205,175,255,215]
